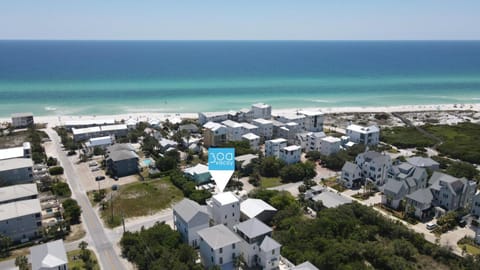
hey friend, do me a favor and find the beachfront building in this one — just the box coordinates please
[306,132,326,152]
[252,118,273,141]
[0,158,34,186]
[0,183,38,205]
[173,198,210,248]
[198,224,242,270]
[64,118,115,130]
[207,192,240,229]
[234,218,281,269]
[241,122,259,135]
[265,138,288,158]
[11,113,34,129]
[0,142,31,161]
[320,136,342,156]
[251,103,272,120]
[222,120,245,141]
[242,133,260,151]
[295,132,311,150]
[72,124,128,142]
[198,112,230,125]
[183,164,211,185]
[355,151,392,187]
[299,110,324,132]
[203,122,227,147]
[0,199,42,242]
[346,124,380,146]
[279,145,302,164]
[278,122,301,144]
[106,144,139,177]
[271,120,286,138]
[30,239,68,270]
[83,136,114,155]
[275,113,306,130]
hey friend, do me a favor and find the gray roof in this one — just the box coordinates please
[198,224,241,250]
[407,157,439,168]
[173,198,209,222]
[412,167,427,179]
[235,218,272,239]
[361,151,383,161]
[429,171,466,195]
[406,188,433,204]
[107,150,138,162]
[384,180,406,195]
[293,261,319,270]
[11,112,33,118]
[30,240,67,270]
[342,161,360,174]
[0,199,41,222]
[0,158,33,171]
[398,163,414,173]
[179,124,199,132]
[312,191,352,208]
[107,143,135,153]
[0,183,38,203]
[406,177,417,189]
[259,235,281,251]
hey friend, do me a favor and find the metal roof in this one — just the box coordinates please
[198,224,241,250]
[240,199,276,219]
[260,235,281,251]
[0,183,38,203]
[0,198,41,221]
[30,240,67,270]
[235,218,272,239]
[173,198,209,223]
[0,158,33,171]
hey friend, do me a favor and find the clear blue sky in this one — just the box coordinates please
[1,0,479,40]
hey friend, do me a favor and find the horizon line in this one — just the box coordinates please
[1,39,480,42]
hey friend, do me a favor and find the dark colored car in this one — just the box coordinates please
[113,176,119,181]
[95,175,106,181]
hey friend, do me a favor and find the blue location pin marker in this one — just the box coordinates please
[208,148,235,192]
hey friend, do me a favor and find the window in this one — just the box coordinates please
[211,256,214,263]
[232,243,236,249]
[225,215,227,219]
[219,248,223,254]
[272,250,275,255]
[232,213,235,217]
[219,257,223,264]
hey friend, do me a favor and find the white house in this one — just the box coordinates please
[278,122,301,144]
[0,199,42,242]
[198,224,242,270]
[346,124,380,146]
[0,158,34,186]
[265,138,287,158]
[203,122,227,147]
[208,192,240,229]
[279,145,301,164]
[30,239,68,270]
[252,118,273,140]
[222,120,245,142]
[258,235,282,270]
[355,151,392,186]
[241,122,259,135]
[242,133,260,151]
[251,103,272,119]
[173,198,210,248]
[299,110,324,132]
[275,113,306,130]
[306,132,326,152]
[198,112,230,125]
[320,136,341,156]
[0,142,31,161]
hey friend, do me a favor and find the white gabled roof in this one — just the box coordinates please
[299,110,324,117]
[184,164,210,175]
[347,124,380,134]
[240,198,276,219]
[87,136,112,147]
[267,138,287,144]
[30,240,67,270]
[252,103,271,109]
[203,121,226,131]
[0,199,41,221]
[242,133,260,140]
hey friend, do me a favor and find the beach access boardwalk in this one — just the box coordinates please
[45,128,127,270]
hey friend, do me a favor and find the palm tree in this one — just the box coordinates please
[15,255,28,270]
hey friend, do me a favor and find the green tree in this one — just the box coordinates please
[0,234,12,257]
[15,255,29,270]
[49,166,64,175]
[260,157,285,177]
[63,199,82,224]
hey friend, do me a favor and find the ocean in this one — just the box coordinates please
[0,40,479,117]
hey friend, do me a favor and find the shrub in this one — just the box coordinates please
[49,166,64,175]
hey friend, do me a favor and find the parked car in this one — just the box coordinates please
[91,167,100,172]
[113,176,119,181]
[88,161,98,167]
[426,223,438,230]
[95,175,106,181]
[112,184,119,191]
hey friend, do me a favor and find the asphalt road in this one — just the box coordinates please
[45,128,126,270]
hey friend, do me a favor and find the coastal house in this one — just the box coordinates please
[405,188,434,220]
[203,121,227,147]
[252,118,273,141]
[236,108,253,123]
[428,171,477,211]
[279,145,301,164]
[207,192,240,229]
[340,161,363,189]
[241,122,259,135]
[271,120,286,138]
[173,198,211,248]
[0,142,31,161]
[11,112,34,129]
[83,136,114,155]
[265,138,288,158]
[106,144,139,177]
[278,122,301,144]
[471,192,480,217]
[382,180,408,209]
[30,239,68,270]
[346,124,380,146]
[198,224,242,270]
[387,162,428,194]
[158,138,178,152]
[240,198,277,223]
[0,199,42,242]
[299,110,324,132]
[242,133,260,151]
[72,124,128,142]
[0,158,34,186]
[295,132,311,150]
[183,164,212,185]
[251,103,272,120]
[320,136,341,156]
[306,132,326,152]
[234,218,281,269]
[355,151,392,187]
[406,156,440,171]
[0,183,38,205]
[198,112,230,125]
[222,120,245,142]
[274,113,306,130]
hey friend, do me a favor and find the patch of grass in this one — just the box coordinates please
[458,244,480,255]
[101,177,183,228]
[352,191,376,200]
[68,249,100,270]
[260,177,283,188]
[381,126,436,148]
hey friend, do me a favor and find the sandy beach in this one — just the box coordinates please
[0,103,479,127]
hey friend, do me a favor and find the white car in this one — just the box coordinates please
[426,223,438,230]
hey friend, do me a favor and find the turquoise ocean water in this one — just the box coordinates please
[0,41,479,116]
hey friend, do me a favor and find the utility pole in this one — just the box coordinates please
[122,211,126,233]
